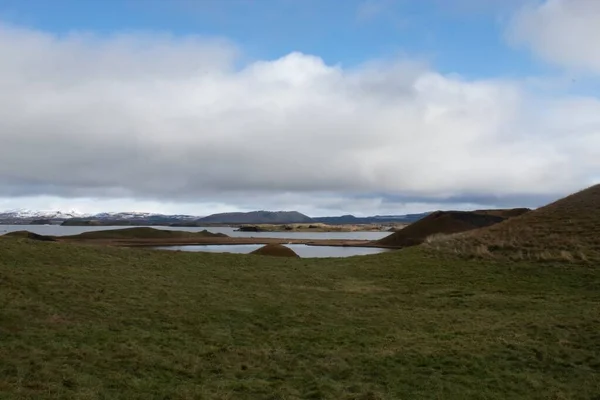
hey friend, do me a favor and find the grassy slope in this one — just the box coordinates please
[62,227,227,240]
[3,231,56,241]
[1,238,599,399]
[430,185,600,263]
[377,211,505,248]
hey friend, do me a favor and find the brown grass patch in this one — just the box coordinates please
[250,244,300,257]
[427,184,600,263]
[377,209,527,248]
[46,314,70,325]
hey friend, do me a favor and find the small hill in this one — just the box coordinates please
[250,244,300,257]
[198,211,312,224]
[61,219,132,226]
[29,219,53,225]
[473,208,531,218]
[377,209,526,248]
[64,227,227,240]
[3,231,57,242]
[430,184,600,262]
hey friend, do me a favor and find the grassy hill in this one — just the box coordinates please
[377,209,528,248]
[4,231,57,241]
[428,184,600,262]
[61,227,227,240]
[0,236,598,399]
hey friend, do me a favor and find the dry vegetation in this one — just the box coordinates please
[250,243,300,257]
[377,209,527,248]
[473,208,531,218]
[426,184,600,263]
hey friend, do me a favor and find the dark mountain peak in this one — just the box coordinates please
[198,211,313,224]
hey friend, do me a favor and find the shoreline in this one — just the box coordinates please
[2,222,405,233]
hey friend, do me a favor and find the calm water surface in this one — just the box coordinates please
[154,244,392,258]
[0,225,390,241]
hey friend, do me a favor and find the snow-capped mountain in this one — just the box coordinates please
[92,212,198,221]
[0,209,91,219]
[0,209,201,224]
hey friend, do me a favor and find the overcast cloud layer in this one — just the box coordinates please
[0,3,599,215]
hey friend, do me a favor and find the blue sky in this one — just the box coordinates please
[0,0,598,216]
[1,0,550,77]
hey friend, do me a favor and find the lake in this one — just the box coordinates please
[153,244,392,258]
[0,225,391,241]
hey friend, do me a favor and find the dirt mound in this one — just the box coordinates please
[4,231,57,242]
[250,244,299,258]
[65,227,227,240]
[376,209,525,248]
[430,184,600,262]
[474,208,531,218]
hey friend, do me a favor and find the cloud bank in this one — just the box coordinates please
[510,0,600,74]
[0,14,599,214]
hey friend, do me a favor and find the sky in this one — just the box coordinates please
[0,0,599,217]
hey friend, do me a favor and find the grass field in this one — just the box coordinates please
[1,237,599,399]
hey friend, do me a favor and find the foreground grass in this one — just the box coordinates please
[0,238,599,399]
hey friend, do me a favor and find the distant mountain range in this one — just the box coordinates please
[0,209,89,220]
[0,209,430,226]
[312,213,429,224]
[198,211,313,224]
[0,210,197,225]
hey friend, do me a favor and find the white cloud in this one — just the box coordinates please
[0,22,598,215]
[509,0,600,74]
[0,196,238,217]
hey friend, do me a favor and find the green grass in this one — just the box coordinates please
[61,227,227,240]
[1,237,599,399]
[3,231,56,241]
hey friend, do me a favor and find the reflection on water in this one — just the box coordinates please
[0,225,390,241]
[153,244,392,258]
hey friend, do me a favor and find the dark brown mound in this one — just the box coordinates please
[250,244,299,257]
[432,184,600,262]
[377,209,526,248]
[473,208,531,218]
[4,231,57,242]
